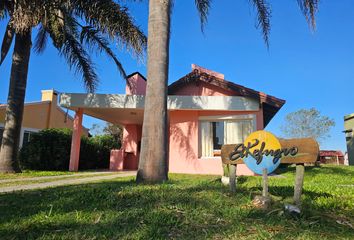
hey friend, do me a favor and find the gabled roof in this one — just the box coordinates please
[168,69,285,127]
[127,72,147,81]
[319,150,344,157]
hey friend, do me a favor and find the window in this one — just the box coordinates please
[0,127,3,145]
[22,131,34,147]
[199,119,253,157]
[345,131,353,141]
[212,122,224,150]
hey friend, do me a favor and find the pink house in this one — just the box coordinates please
[60,64,285,175]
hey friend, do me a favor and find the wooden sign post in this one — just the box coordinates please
[221,131,319,207]
[229,164,237,193]
[294,164,305,206]
[262,168,268,198]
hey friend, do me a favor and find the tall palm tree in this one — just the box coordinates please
[137,0,319,183]
[0,0,147,173]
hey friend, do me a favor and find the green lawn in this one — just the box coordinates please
[0,165,353,239]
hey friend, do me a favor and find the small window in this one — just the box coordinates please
[0,127,4,144]
[345,131,352,141]
[212,122,224,150]
[22,131,34,147]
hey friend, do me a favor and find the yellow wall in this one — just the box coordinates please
[0,90,89,136]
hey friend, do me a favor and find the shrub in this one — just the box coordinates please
[19,128,120,171]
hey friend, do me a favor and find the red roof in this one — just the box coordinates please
[319,150,344,157]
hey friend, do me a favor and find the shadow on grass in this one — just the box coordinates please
[234,185,333,201]
[0,175,352,239]
[276,165,354,177]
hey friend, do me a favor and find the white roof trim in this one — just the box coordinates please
[59,93,259,112]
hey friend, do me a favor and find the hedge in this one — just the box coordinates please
[19,128,120,171]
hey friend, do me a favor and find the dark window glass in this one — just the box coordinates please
[212,122,224,150]
[0,128,3,144]
[22,131,32,147]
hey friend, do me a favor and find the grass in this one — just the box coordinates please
[0,165,353,239]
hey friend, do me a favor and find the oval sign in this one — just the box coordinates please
[242,131,282,174]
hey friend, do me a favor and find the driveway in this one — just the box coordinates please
[0,171,136,193]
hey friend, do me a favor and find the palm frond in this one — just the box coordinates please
[71,0,147,57]
[297,0,319,30]
[0,8,6,20]
[59,27,98,92]
[34,24,48,54]
[0,0,10,20]
[0,21,14,65]
[80,26,127,79]
[250,0,271,47]
[195,0,212,32]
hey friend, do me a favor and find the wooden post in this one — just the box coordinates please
[229,164,237,193]
[293,163,305,206]
[262,168,268,197]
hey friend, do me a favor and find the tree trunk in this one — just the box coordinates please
[0,30,32,173]
[137,0,170,183]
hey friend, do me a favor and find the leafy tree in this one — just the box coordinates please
[280,108,335,143]
[91,122,123,144]
[103,123,123,144]
[0,1,146,173]
[90,123,104,136]
[137,0,320,183]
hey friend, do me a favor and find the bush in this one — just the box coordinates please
[19,128,120,171]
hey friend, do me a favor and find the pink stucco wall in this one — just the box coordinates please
[171,82,236,97]
[123,124,142,170]
[168,110,259,176]
[110,149,124,171]
[109,124,142,170]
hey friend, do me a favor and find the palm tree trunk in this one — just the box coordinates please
[0,30,32,173]
[136,0,171,183]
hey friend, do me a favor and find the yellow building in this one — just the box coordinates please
[0,90,89,148]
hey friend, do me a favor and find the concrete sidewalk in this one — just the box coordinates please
[0,171,119,184]
[0,171,136,193]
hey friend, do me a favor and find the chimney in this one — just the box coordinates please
[41,90,58,106]
[126,72,147,95]
[192,64,225,79]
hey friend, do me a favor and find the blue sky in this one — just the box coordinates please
[0,0,353,152]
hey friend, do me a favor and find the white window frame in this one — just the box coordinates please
[198,114,257,159]
[19,127,40,148]
[0,123,40,148]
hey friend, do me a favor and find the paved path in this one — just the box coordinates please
[0,171,119,183]
[0,171,136,194]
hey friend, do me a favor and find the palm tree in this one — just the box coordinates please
[0,0,147,173]
[137,0,319,183]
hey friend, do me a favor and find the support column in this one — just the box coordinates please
[69,108,83,172]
